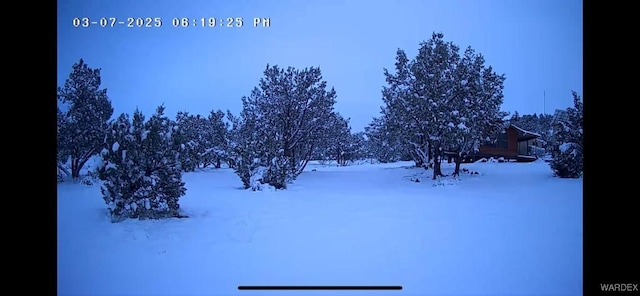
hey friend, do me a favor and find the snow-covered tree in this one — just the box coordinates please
[550,91,583,178]
[324,113,353,166]
[349,132,368,163]
[445,47,507,176]
[364,115,405,163]
[98,106,186,222]
[173,109,229,171]
[57,59,114,179]
[382,48,428,168]
[202,109,229,169]
[174,111,203,172]
[236,64,338,189]
[381,33,506,179]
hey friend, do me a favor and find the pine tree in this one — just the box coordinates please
[174,111,201,172]
[57,59,114,179]
[204,109,229,169]
[98,106,186,222]
[550,91,583,178]
[325,113,353,166]
[446,47,507,176]
[511,111,520,122]
[364,115,405,163]
[98,112,141,222]
[380,33,506,178]
[382,48,432,168]
[237,64,338,189]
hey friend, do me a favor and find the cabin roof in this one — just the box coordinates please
[510,124,541,141]
[510,124,541,137]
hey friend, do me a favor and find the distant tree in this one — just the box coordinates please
[349,131,368,163]
[174,111,202,172]
[57,59,114,179]
[325,113,353,166]
[202,109,229,169]
[510,111,520,122]
[550,91,583,178]
[364,115,405,163]
[97,106,186,222]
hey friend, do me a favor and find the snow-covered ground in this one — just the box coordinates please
[57,160,582,296]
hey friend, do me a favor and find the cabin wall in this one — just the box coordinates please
[477,127,518,157]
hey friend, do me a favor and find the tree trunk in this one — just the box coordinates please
[58,165,70,177]
[452,154,462,177]
[427,141,432,163]
[215,158,221,168]
[415,157,424,168]
[71,158,80,179]
[432,145,446,180]
[410,147,424,168]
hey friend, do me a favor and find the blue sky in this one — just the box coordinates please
[58,0,582,132]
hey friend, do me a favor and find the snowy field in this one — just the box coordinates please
[58,159,582,296]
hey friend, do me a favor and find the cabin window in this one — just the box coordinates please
[495,132,508,149]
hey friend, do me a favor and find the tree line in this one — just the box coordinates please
[57,32,583,222]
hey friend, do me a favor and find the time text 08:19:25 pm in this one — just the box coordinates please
[71,17,271,28]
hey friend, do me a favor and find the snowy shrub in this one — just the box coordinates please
[234,156,260,189]
[551,142,582,178]
[249,166,268,191]
[550,91,583,178]
[248,166,276,191]
[97,106,187,223]
[262,155,291,189]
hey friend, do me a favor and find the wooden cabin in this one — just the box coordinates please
[465,124,542,162]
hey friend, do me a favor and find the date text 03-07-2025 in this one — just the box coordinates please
[71,17,271,28]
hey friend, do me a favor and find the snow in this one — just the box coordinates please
[111,141,119,152]
[58,160,582,296]
[105,162,116,171]
[559,142,573,153]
